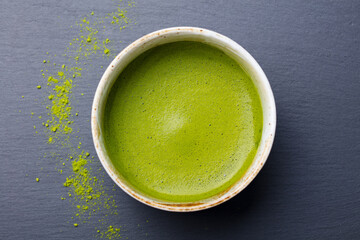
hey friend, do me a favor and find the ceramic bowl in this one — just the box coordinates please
[91,27,276,212]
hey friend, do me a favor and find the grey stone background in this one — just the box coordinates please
[1,0,359,239]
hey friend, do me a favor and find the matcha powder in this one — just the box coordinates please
[30,1,138,239]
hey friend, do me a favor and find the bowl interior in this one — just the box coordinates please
[92,27,276,212]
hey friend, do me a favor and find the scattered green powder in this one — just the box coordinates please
[32,1,136,239]
[97,225,121,239]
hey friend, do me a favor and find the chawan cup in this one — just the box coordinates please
[92,27,276,212]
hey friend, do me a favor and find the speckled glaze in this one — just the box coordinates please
[91,27,276,212]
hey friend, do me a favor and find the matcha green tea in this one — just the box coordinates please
[104,41,263,202]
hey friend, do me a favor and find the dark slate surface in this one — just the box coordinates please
[1,0,359,239]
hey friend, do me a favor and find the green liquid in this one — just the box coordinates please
[104,42,263,202]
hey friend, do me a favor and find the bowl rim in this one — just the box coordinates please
[91,26,276,212]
